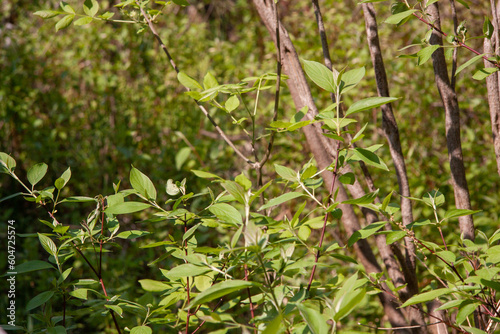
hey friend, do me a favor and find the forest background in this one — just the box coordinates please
[1,0,500,333]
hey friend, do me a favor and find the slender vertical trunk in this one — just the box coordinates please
[427,3,475,241]
[485,0,500,176]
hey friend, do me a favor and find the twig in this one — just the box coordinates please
[258,0,282,186]
[413,12,500,69]
[136,1,257,168]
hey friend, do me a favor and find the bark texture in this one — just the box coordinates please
[427,3,475,241]
[485,0,500,176]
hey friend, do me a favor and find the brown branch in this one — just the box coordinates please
[427,3,475,241]
[412,12,500,69]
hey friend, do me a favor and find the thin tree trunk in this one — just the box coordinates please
[361,4,426,332]
[252,0,411,330]
[427,3,475,241]
[485,0,500,176]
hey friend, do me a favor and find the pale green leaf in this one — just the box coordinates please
[27,163,48,187]
[55,14,74,31]
[302,59,335,93]
[385,9,417,25]
[346,97,398,116]
[259,192,304,211]
[473,67,499,80]
[130,166,157,200]
[26,291,54,311]
[401,288,452,307]
[177,72,203,90]
[209,203,242,226]
[105,202,152,214]
[187,280,261,308]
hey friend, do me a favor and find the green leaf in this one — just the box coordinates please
[83,0,99,17]
[69,289,88,300]
[161,264,211,280]
[7,260,55,275]
[138,279,170,292]
[222,181,246,204]
[203,72,219,89]
[27,163,48,187]
[346,97,399,116]
[386,230,407,244]
[274,164,297,182]
[191,170,221,179]
[60,196,96,203]
[334,287,366,321]
[259,192,305,211]
[462,327,487,334]
[177,72,203,90]
[342,189,379,205]
[55,14,74,31]
[338,172,355,185]
[347,221,385,247]
[104,304,123,316]
[302,59,336,93]
[105,202,152,214]
[225,95,240,112]
[456,300,482,325]
[455,0,470,9]
[34,10,61,19]
[340,67,365,93]
[55,167,71,190]
[74,16,93,26]
[209,203,242,226]
[385,9,417,25]
[60,1,75,13]
[172,0,189,5]
[26,291,54,311]
[473,67,499,80]
[115,230,151,239]
[187,280,261,308]
[297,302,328,334]
[484,16,494,39]
[38,233,57,257]
[262,314,285,334]
[351,147,389,171]
[400,288,452,307]
[130,326,153,334]
[235,173,252,191]
[175,147,191,171]
[443,209,480,220]
[455,54,484,76]
[0,152,16,173]
[417,45,440,66]
[130,166,157,200]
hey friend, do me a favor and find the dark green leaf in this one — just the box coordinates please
[443,209,480,220]
[38,233,57,257]
[26,291,54,311]
[162,264,211,280]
